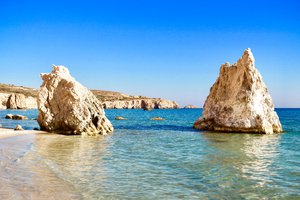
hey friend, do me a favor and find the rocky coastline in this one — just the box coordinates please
[183,105,199,109]
[0,84,179,110]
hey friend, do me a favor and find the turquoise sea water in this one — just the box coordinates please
[0,108,300,199]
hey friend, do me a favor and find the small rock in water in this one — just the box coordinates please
[150,117,165,121]
[115,116,127,120]
[14,125,24,131]
[144,107,152,111]
[33,127,39,130]
[12,114,28,120]
[5,114,13,119]
[5,114,28,120]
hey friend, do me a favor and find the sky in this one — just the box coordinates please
[0,0,300,107]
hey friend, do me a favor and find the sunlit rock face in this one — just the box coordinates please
[6,94,37,109]
[37,65,113,135]
[194,49,282,134]
[102,99,179,109]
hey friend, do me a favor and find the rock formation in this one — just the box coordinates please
[102,99,179,109]
[5,114,28,120]
[0,93,37,109]
[5,114,13,119]
[6,94,25,109]
[37,65,113,135]
[184,105,199,109]
[0,84,37,109]
[194,48,282,134]
[0,93,10,109]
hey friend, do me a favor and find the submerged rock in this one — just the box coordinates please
[143,107,152,111]
[37,65,114,135]
[194,48,282,134]
[115,116,127,120]
[150,117,165,121]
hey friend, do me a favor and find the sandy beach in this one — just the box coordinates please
[0,127,47,139]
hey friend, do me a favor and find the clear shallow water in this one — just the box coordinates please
[0,109,300,199]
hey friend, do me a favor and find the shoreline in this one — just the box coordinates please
[0,127,47,139]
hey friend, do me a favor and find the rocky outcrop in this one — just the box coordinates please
[0,84,38,110]
[6,94,37,109]
[37,65,113,135]
[6,94,26,109]
[194,48,282,134]
[102,99,179,109]
[184,105,199,109]
[0,84,37,109]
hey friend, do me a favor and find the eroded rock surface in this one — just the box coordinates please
[0,93,36,110]
[194,49,282,134]
[6,94,26,109]
[37,65,113,135]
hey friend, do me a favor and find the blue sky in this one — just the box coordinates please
[0,0,299,107]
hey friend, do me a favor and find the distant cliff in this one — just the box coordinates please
[102,99,179,109]
[0,84,38,109]
[0,83,179,109]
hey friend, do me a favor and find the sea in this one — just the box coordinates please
[0,108,299,199]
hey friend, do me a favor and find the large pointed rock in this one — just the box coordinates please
[37,65,113,135]
[194,49,282,134]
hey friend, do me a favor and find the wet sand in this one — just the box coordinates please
[0,128,82,199]
[0,127,46,139]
